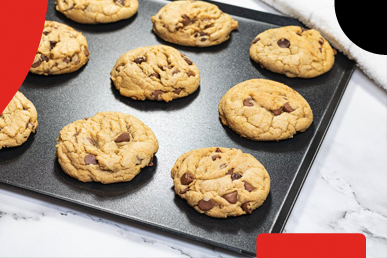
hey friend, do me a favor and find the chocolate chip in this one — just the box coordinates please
[72,53,80,64]
[199,32,207,36]
[173,88,182,94]
[200,38,207,42]
[150,72,160,79]
[198,198,215,211]
[231,173,242,181]
[211,154,221,161]
[40,54,49,62]
[252,37,260,44]
[115,132,130,143]
[272,107,283,116]
[86,137,95,146]
[49,41,57,49]
[31,59,41,68]
[114,0,125,5]
[84,154,97,165]
[187,71,195,77]
[84,48,90,56]
[318,37,324,45]
[243,181,255,192]
[179,188,190,194]
[226,168,234,175]
[43,31,50,36]
[215,148,222,153]
[134,57,146,64]
[243,98,254,107]
[164,65,172,70]
[116,63,125,72]
[204,24,212,29]
[241,202,252,214]
[26,123,34,129]
[183,57,193,65]
[158,14,162,19]
[219,163,227,169]
[172,69,180,75]
[283,102,295,112]
[135,155,143,165]
[222,191,237,204]
[277,38,290,48]
[181,14,191,26]
[152,90,163,99]
[180,172,194,185]
[148,157,154,166]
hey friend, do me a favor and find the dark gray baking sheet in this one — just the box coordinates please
[0,0,355,255]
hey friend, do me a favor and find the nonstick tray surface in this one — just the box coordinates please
[0,0,355,255]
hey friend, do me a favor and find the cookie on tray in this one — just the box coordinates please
[55,112,158,184]
[0,91,38,150]
[171,147,270,218]
[249,26,335,78]
[55,0,139,24]
[151,0,238,47]
[218,79,313,141]
[110,45,200,102]
[30,21,89,75]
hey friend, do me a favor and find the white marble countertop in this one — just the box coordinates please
[1,1,386,257]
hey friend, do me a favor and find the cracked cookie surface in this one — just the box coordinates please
[110,45,200,102]
[151,0,238,47]
[0,91,38,150]
[55,112,158,184]
[30,21,89,75]
[218,79,313,141]
[250,26,335,78]
[171,147,270,218]
[56,0,138,24]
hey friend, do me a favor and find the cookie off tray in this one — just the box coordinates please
[0,0,355,256]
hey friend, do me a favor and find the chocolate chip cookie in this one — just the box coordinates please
[151,0,238,47]
[250,26,335,78]
[171,147,270,218]
[56,0,138,24]
[111,45,200,102]
[0,91,38,150]
[30,21,89,75]
[55,112,158,184]
[219,79,313,141]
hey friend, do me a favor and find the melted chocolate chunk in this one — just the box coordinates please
[134,57,146,64]
[243,98,254,107]
[115,132,130,143]
[180,172,194,185]
[277,38,290,48]
[243,181,256,192]
[84,154,97,165]
[222,191,237,204]
[198,198,215,211]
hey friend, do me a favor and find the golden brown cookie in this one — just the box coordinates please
[249,26,335,78]
[55,112,158,184]
[151,0,238,47]
[30,21,89,75]
[0,91,38,150]
[171,147,270,218]
[110,45,200,102]
[219,79,313,141]
[55,0,139,24]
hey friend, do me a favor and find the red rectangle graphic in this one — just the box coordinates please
[256,233,365,258]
